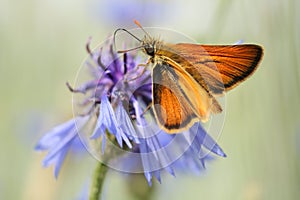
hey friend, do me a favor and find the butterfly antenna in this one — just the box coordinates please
[134,20,151,38]
[117,45,145,53]
[113,28,142,52]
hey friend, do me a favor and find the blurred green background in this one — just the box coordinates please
[1,0,300,199]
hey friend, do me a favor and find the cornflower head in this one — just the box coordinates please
[36,31,226,187]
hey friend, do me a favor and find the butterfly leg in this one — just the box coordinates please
[127,59,151,81]
[131,103,152,120]
[141,103,152,116]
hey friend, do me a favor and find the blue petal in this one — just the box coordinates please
[139,134,175,185]
[137,125,175,185]
[101,95,119,135]
[90,124,105,139]
[190,123,226,157]
[115,102,140,144]
[200,135,226,157]
[153,170,161,184]
[35,119,75,151]
[53,147,69,178]
[90,95,119,146]
[36,116,89,178]
[119,130,132,149]
[234,39,244,45]
[91,95,132,149]
[42,127,76,166]
[144,171,152,186]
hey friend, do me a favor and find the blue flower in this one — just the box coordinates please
[130,96,226,185]
[92,0,169,27]
[36,38,149,177]
[90,95,133,152]
[35,116,89,178]
[36,37,226,186]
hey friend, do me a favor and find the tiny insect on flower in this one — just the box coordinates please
[35,36,226,185]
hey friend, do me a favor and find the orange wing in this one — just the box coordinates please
[152,60,221,133]
[157,43,263,95]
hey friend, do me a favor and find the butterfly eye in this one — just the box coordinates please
[145,45,155,56]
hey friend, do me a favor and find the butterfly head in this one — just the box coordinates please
[114,20,162,58]
[141,36,157,57]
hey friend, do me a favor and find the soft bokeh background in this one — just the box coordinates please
[1,0,300,199]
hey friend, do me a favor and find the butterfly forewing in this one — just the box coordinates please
[157,43,263,95]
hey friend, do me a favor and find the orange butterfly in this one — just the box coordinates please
[116,21,263,133]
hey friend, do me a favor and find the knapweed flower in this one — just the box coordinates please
[35,115,89,177]
[36,37,226,186]
[93,0,169,27]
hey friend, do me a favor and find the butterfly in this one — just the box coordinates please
[115,20,263,134]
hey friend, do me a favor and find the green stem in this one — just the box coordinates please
[89,162,108,200]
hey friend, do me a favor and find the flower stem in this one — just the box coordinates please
[89,162,108,200]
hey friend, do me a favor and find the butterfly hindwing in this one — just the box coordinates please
[152,60,221,133]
